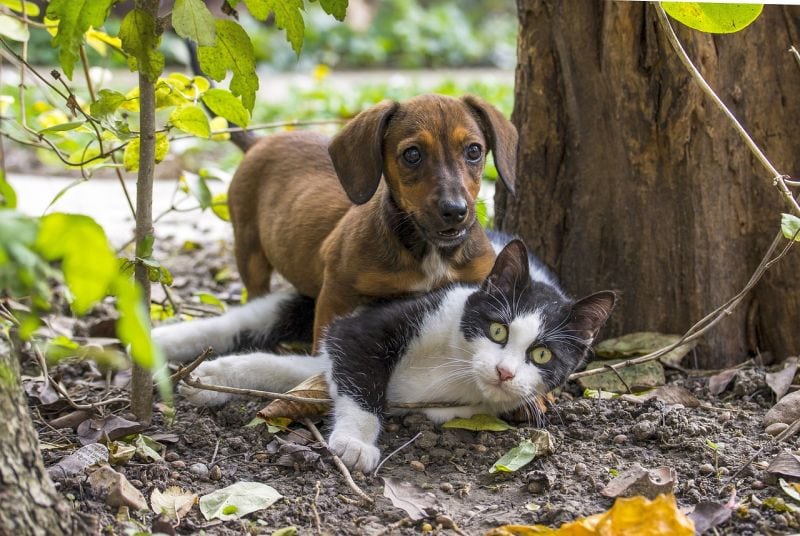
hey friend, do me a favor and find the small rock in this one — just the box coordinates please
[766,422,790,436]
[410,460,425,472]
[189,463,209,478]
[574,463,587,476]
[385,423,400,433]
[440,482,454,493]
[631,421,656,441]
[719,411,733,423]
[717,467,730,476]
[170,460,186,469]
[417,431,439,449]
[473,444,488,454]
[421,522,433,532]
[699,463,715,475]
[752,480,766,490]
[613,434,627,445]
[764,390,800,426]
[164,452,180,462]
[88,465,147,511]
[254,453,269,462]
[209,465,222,481]
[435,515,456,529]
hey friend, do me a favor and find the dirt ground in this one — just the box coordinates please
[28,237,798,535]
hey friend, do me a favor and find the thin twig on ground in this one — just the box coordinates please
[373,432,422,477]
[303,418,374,504]
[182,378,334,404]
[311,480,322,535]
[170,347,213,386]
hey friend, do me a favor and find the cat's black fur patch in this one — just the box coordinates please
[326,289,449,414]
[233,294,315,352]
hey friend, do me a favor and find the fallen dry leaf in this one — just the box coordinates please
[23,378,63,408]
[766,357,798,401]
[765,451,800,483]
[620,385,700,408]
[76,415,143,446]
[487,494,693,535]
[47,443,108,479]
[442,414,514,432]
[48,409,93,430]
[257,373,330,421]
[108,441,136,465]
[151,486,197,520]
[708,368,739,396]
[88,465,147,510]
[267,436,322,469]
[382,477,440,521]
[579,358,665,393]
[199,481,282,521]
[595,331,696,366]
[601,464,676,499]
[687,501,732,534]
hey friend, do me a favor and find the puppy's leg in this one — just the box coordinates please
[312,284,352,353]
[153,291,311,362]
[181,351,330,407]
[234,226,273,297]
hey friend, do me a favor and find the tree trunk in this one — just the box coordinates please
[0,347,75,535]
[498,2,800,368]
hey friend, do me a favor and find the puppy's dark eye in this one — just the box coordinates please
[402,147,421,165]
[466,143,482,162]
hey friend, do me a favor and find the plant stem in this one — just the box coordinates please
[130,0,161,424]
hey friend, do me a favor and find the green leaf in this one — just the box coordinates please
[198,20,258,112]
[442,414,513,432]
[172,0,217,47]
[0,0,40,17]
[662,3,763,34]
[183,172,213,209]
[35,213,117,315]
[45,0,115,79]
[90,89,127,119]
[119,8,165,82]
[197,291,226,311]
[781,213,800,241]
[0,14,29,42]
[201,88,250,128]
[211,193,230,221]
[38,121,85,134]
[244,0,304,55]
[170,104,211,138]
[199,482,282,521]
[489,439,538,474]
[318,0,347,21]
[0,170,17,208]
[123,134,169,172]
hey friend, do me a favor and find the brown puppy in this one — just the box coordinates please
[228,94,517,348]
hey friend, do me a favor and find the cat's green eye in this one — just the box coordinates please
[488,322,508,343]
[529,347,552,364]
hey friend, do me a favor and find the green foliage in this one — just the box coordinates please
[246,0,305,55]
[0,170,16,208]
[0,13,29,41]
[1,0,40,17]
[45,0,115,78]
[781,213,800,241]
[170,104,211,138]
[90,89,127,119]
[662,3,763,34]
[119,8,165,82]
[198,20,259,112]
[0,211,54,307]
[202,88,250,127]
[317,0,348,21]
[172,0,217,47]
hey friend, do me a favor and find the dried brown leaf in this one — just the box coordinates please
[77,415,144,445]
[257,373,330,421]
[708,368,739,396]
[150,486,197,520]
[382,477,440,521]
[601,464,677,499]
[621,385,700,408]
[766,451,800,483]
[688,501,733,534]
[766,357,798,401]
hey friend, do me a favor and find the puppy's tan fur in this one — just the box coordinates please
[228,94,517,347]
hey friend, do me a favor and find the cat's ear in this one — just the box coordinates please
[482,239,530,295]
[567,291,616,343]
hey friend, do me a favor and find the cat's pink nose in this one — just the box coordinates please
[496,366,514,382]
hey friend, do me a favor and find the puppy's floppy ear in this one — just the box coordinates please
[461,95,518,195]
[328,99,399,205]
[481,239,530,295]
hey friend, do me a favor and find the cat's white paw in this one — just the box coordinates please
[328,431,381,474]
[178,360,236,407]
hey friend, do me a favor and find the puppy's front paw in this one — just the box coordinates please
[328,431,381,474]
[178,360,236,407]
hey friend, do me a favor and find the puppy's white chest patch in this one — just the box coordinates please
[417,250,454,291]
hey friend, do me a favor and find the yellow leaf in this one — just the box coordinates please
[488,495,693,536]
[36,109,69,129]
[86,27,121,56]
[119,87,140,112]
[209,116,230,141]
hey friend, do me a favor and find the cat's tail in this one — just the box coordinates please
[180,351,330,407]
[153,290,314,362]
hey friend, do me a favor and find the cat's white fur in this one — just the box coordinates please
[155,287,550,473]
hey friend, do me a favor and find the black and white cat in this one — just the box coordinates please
[153,235,615,473]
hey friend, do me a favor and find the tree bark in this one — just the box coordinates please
[0,347,75,535]
[131,0,161,423]
[499,2,800,368]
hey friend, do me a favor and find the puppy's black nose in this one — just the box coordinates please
[438,199,468,224]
